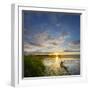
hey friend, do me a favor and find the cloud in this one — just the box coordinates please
[24,28,71,53]
[61,31,69,36]
[69,40,80,47]
[67,40,80,52]
[47,37,64,47]
[24,30,49,46]
[24,42,45,53]
[30,31,50,47]
[24,42,36,52]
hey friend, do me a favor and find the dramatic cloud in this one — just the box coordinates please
[23,11,80,54]
[67,40,80,52]
[69,40,80,47]
[24,30,71,53]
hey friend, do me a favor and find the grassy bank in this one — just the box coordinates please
[24,55,45,77]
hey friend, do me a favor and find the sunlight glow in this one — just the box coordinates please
[54,52,60,69]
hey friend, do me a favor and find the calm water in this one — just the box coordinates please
[43,57,80,76]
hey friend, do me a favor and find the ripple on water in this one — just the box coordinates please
[43,57,80,75]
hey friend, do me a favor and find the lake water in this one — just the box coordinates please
[43,57,80,76]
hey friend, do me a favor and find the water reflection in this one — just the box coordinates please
[43,56,80,76]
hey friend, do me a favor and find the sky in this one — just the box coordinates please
[23,10,80,54]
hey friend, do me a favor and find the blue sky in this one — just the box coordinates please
[23,10,80,53]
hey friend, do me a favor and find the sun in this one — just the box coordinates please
[54,53,59,63]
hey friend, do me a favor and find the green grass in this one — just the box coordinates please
[24,55,45,77]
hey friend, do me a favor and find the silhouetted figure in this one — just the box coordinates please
[60,61,70,75]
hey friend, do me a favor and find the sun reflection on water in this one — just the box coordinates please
[54,53,60,69]
[43,52,80,75]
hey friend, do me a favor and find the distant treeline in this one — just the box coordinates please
[25,54,80,58]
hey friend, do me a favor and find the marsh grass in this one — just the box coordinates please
[24,55,45,77]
